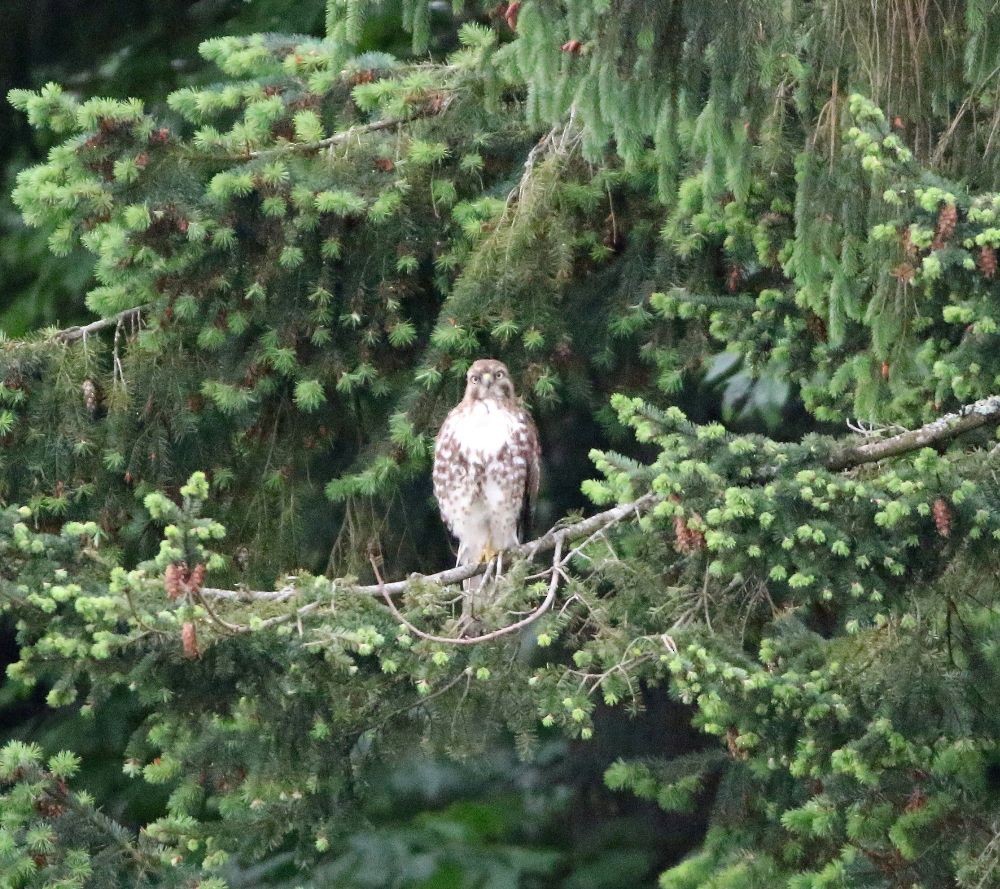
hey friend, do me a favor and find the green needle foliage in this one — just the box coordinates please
[2,1,1000,887]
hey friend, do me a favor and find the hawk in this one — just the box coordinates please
[433,359,541,581]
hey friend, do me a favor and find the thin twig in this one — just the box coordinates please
[248,98,454,160]
[700,566,713,632]
[845,417,906,437]
[111,314,127,391]
[373,538,564,646]
[931,62,1000,166]
[42,773,155,870]
[192,588,246,635]
[51,306,145,343]
[366,670,469,735]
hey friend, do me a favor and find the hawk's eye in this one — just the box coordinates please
[471,375,480,383]
[495,370,505,378]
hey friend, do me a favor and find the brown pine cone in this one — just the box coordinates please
[932,203,958,250]
[673,513,706,553]
[978,245,997,279]
[932,498,951,538]
[182,622,200,659]
[165,563,184,600]
[82,379,99,416]
[504,1,521,29]
[188,563,206,594]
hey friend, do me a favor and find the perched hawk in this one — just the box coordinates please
[433,359,541,576]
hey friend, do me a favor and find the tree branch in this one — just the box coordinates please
[200,394,1000,634]
[51,305,145,343]
[827,394,1000,470]
[247,97,454,159]
[374,538,565,646]
[38,769,156,871]
[200,492,658,634]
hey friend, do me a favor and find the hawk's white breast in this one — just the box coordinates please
[433,393,538,558]
[450,400,519,462]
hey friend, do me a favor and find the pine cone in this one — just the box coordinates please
[504,1,521,29]
[188,563,206,594]
[805,312,827,341]
[424,91,449,114]
[725,264,744,293]
[932,203,958,250]
[978,245,997,279]
[182,622,200,659]
[34,795,67,818]
[348,69,375,86]
[932,498,951,538]
[561,39,583,53]
[81,379,99,416]
[164,562,184,600]
[891,262,915,283]
[725,726,748,760]
[673,513,705,554]
[900,227,917,259]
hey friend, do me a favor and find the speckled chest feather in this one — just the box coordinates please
[433,396,540,558]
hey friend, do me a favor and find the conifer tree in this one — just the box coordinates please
[2,1,1000,886]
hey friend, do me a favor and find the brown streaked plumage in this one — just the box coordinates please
[432,359,541,575]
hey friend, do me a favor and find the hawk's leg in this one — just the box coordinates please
[457,545,502,635]
[479,545,506,591]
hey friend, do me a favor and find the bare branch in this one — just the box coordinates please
[192,588,246,635]
[828,394,1000,470]
[247,97,454,160]
[374,538,564,646]
[203,492,658,607]
[51,306,145,343]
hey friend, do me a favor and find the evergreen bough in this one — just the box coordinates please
[2,2,999,886]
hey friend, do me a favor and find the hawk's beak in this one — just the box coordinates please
[481,372,493,386]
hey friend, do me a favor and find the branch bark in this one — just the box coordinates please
[827,394,1000,470]
[200,394,1000,632]
[51,305,145,343]
[201,492,658,635]
[247,97,454,159]
[374,538,565,646]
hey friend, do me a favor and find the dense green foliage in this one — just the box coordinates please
[0,0,341,337]
[2,1,1000,886]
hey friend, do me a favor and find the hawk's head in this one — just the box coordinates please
[464,358,516,403]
